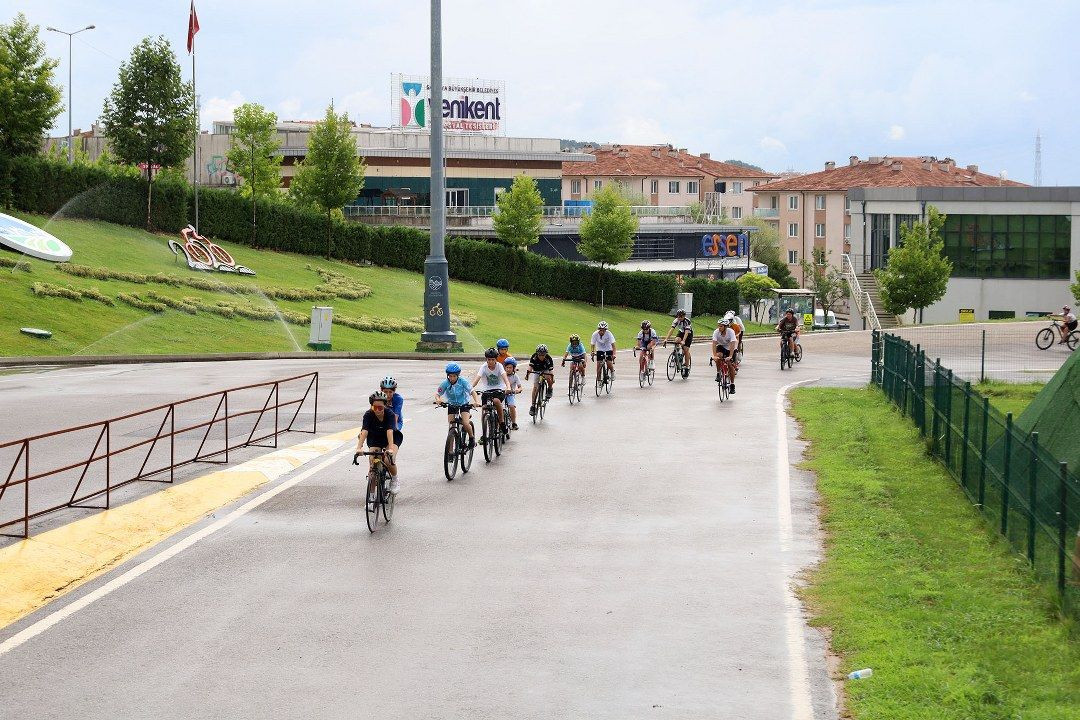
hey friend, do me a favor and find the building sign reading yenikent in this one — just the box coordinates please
[392,73,505,136]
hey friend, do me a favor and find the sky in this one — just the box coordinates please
[8,0,1080,184]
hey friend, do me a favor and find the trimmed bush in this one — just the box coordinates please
[680,276,740,316]
[117,293,166,313]
[30,282,114,305]
[0,256,32,271]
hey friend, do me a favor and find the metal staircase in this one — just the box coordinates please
[841,254,901,331]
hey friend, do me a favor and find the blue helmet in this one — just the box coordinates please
[496,338,510,349]
[445,362,462,374]
[504,356,518,367]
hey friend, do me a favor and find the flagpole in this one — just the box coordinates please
[192,48,199,233]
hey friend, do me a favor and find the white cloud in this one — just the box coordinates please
[889,124,906,140]
[759,136,787,153]
[1019,90,1036,102]
[276,98,303,120]
[617,117,666,145]
[201,91,247,128]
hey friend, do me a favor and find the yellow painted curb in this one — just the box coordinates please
[0,427,359,629]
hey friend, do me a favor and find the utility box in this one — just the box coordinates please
[675,292,693,317]
[308,306,333,350]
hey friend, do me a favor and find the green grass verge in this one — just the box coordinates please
[791,386,1079,720]
[976,380,1046,418]
[0,213,705,356]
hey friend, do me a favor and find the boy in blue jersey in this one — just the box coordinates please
[561,333,588,376]
[380,376,404,447]
[434,362,478,447]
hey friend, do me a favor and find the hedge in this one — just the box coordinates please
[7,156,683,312]
[680,276,740,316]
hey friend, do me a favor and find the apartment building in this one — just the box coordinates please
[747,156,1024,281]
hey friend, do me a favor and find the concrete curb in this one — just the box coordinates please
[0,351,489,368]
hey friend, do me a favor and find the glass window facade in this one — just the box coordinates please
[942,214,1071,279]
[353,176,561,206]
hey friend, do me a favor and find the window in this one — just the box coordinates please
[815,223,825,238]
[788,222,799,237]
[593,179,602,191]
[843,223,851,239]
[815,195,825,210]
[570,179,581,194]
[788,195,799,210]
[650,179,658,194]
[668,181,680,193]
[788,250,799,264]
[770,196,779,209]
[941,214,1070,279]
[753,180,761,187]
[731,206,742,220]
[844,196,851,212]
[687,181,698,194]
[732,181,743,194]
[630,238,676,260]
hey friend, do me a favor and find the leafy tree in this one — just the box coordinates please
[875,206,953,322]
[0,13,63,205]
[745,217,798,288]
[100,36,195,229]
[801,248,850,318]
[288,103,365,258]
[736,272,780,322]
[225,102,281,199]
[579,185,638,302]
[493,174,542,249]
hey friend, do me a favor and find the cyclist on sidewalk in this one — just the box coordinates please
[472,348,511,439]
[635,320,659,375]
[776,308,800,357]
[496,338,512,366]
[380,376,404,448]
[662,310,693,377]
[527,344,555,416]
[504,357,523,429]
[434,362,478,448]
[1057,305,1077,344]
[354,391,400,494]
[711,319,739,394]
[590,321,617,383]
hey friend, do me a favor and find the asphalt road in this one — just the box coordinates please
[2,331,868,718]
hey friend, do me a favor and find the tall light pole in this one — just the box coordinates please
[419,0,459,350]
[47,24,95,164]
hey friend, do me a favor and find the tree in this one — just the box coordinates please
[0,13,63,205]
[492,174,542,249]
[288,103,365,259]
[1071,269,1080,306]
[736,272,780,322]
[578,185,638,302]
[744,217,798,288]
[100,36,195,229]
[801,248,850,318]
[225,103,281,199]
[875,206,953,323]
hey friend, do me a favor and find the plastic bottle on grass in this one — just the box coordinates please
[847,668,873,680]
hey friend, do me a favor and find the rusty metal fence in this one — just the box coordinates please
[0,372,318,539]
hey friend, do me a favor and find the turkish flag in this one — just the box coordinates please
[186,0,199,54]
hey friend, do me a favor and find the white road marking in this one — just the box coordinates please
[0,448,351,657]
[776,377,819,720]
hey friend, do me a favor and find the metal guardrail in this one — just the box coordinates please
[343,204,693,219]
[842,253,880,331]
[0,373,318,539]
[753,208,779,218]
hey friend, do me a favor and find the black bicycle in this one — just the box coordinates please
[780,332,802,370]
[438,402,474,481]
[479,393,503,462]
[354,450,394,533]
[527,369,551,422]
[592,352,614,396]
[1035,319,1080,351]
[664,341,691,380]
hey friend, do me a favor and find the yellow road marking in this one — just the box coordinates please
[0,427,359,629]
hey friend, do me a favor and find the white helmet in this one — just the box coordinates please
[723,310,736,321]
[597,321,608,330]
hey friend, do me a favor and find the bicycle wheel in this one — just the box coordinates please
[382,472,395,522]
[794,344,803,363]
[493,413,502,456]
[666,352,678,381]
[365,472,380,533]
[461,427,475,473]
[647,364,655,386]
[482,412,493,462]
[605,371,613,394]
[443,430,459,481]
[1068,330,1079,351]
[780,344,788,370]
[568,373,576,404]
[575,375,584,402]
[1035,327,1055,350]
[595,372,603,396]
[639,366,645,387]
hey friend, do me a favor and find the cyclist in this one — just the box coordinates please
[380,376,404,448]
[472,347,511,440]
[562,333,588,379]
[635,320,659,375]
[776,307,800,357]
[662,309,693,377]
[434,362,477,448]
[711,318,739,394]
[503,357,524,430]
[1057,305,1077,344]
[590,321,617,383]
[354,391,400,495]
[527,344,555,416]
[724,310,746,358]
[496,338,512,366]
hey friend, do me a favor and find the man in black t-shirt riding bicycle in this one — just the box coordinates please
[776,308,801,357]
[354,391,400,495]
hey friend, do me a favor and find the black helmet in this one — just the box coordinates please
[369,391,388,405]
[484,347,498,359]
[785,307,795,315]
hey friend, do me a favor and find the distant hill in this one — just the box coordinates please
[723,159,766,172]
[560,139,608,151]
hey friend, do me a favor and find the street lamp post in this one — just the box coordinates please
[46,24,95,164]
[418,0,460,350]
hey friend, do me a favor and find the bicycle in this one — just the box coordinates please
[709,355,732,401]
[1035,318,1080,351]
[780,332,802,369]
[592,352,614,396]
[664,341,692,381]
[634,347,655,387]
[437,402,474,481]
[479,393,503,463]
[526,370,551,423]
[354,449,394,533]
[563,359,586,404]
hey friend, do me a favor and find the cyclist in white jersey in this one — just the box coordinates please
[711,318,739,394]
[590,321,617,383]
[472,347,511,437]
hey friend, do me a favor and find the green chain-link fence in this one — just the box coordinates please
[872,331,1080,615]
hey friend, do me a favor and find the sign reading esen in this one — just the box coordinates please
[392,73,505,136]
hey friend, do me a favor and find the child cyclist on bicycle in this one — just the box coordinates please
[562,334,588,377]
[503,357,524,429]
[434,362,478,448]
[354,391,400,495]
[527,344,555,416]
[635,320,659,375]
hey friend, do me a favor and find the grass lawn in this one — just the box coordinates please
[791,387,1079,720]
[0,213,706,357]
[976,380,1046,417]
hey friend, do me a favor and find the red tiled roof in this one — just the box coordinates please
[747,156,1026,192]
[562,144,777,180]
